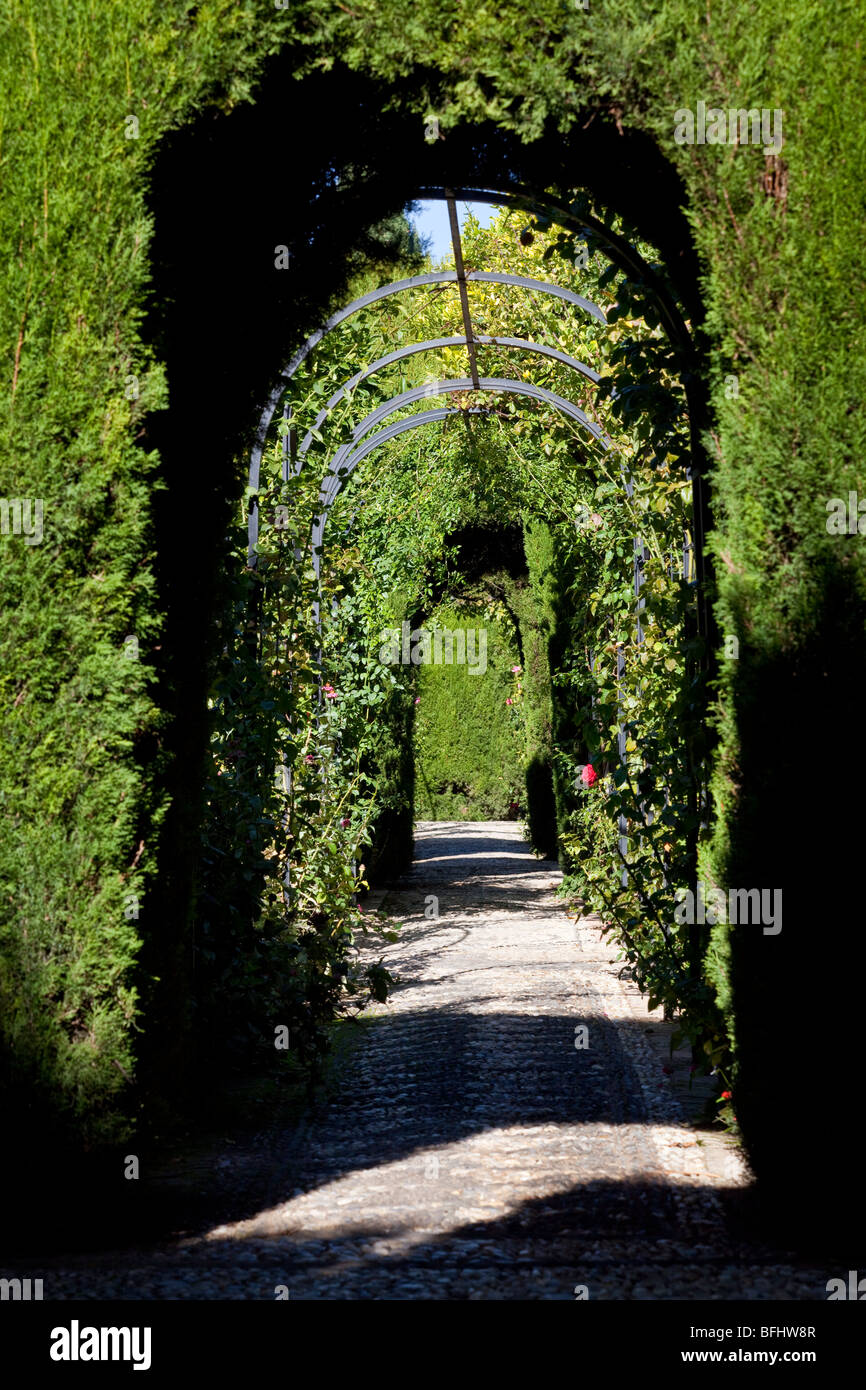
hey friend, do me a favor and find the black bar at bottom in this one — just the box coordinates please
[3,1299,861,1377]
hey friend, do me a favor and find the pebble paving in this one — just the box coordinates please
[11,822,832,1299]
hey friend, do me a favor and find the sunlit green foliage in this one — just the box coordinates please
[414,606,524,820]
[3,3,863,1243]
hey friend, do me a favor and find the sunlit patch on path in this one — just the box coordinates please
[192,821,823,1300]
[15,823,828,1299]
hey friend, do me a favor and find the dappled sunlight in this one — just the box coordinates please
[202,1120,727,1256]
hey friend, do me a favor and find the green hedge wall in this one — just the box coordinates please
[3,0,864,1244]
[1,3,238,1145]
[414,606,523,820]
[509,522,560,857]
[363,681,416,883]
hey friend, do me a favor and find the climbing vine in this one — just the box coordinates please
[202,205,721,1077]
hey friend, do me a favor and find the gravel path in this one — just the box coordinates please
[9,822,831,1299]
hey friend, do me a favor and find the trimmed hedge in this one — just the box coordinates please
[414,605,523,820]
[0,0,288,1147]
[2,0,864,1246]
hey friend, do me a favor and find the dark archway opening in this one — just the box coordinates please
[3,49,721,1264]
[137,53,711,1114]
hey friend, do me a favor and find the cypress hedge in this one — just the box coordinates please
[2,1,863,1246]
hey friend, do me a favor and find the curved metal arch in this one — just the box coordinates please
[331,405,491,468]
[309,404,487,543]
[309,377,611,578]
[416,185,713,645]
[247,271,606,563]
[307,404,491,626]
[311,405,502,532]
[323,375,608,487]
[296,335,601,469]
[416,185,694,361]
[284,272,603,388]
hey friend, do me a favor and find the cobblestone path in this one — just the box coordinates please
[16,822,830,1299]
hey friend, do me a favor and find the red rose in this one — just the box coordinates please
[720,1090,732,1100]
[581,764,598,786]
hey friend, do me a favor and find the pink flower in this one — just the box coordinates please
[511,665,522,673]
[414,697,421,704]
[581,764,598,787]
[340,817,350,829]
[505,697,513,705]
[322,683,337,700]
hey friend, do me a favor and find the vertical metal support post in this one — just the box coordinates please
[247,495,259,570]
[445,191,480,390]
[281,402,292,482]
[616,639,629,889]
[616,467,643,888]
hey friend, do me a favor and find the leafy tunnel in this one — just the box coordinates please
[2,13,863,1267]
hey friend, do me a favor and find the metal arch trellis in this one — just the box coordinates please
[246,194,666,695]
[247,206,615,850]
[244,191,696,658]
[307,375,612,584]
[296,368,652,890]
[246,270,606,566]
[418,183,713,651]
[415,185,695,360]
[292,336,601,478]
[242,179,707,600]
[242,188,710,928]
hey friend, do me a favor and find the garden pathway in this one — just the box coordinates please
[14,821,829,1298]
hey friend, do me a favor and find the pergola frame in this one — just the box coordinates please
[246,266,606,564]
[246,186,709,922]
[308,375,610,578]
[292,336,601,480]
